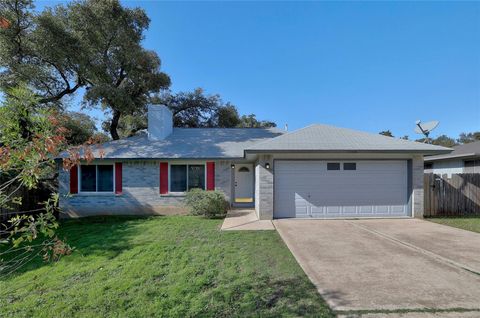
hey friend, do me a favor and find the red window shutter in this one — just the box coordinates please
[160,162,169,194]
[70,165,78,194]
[115,162,122,194]
[206,162,215,191]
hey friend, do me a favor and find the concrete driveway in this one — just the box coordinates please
[274,218,480,314]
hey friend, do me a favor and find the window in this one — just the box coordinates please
[97,165,114,191]
[424,163,433,170]
[343,163,357,170]
[170,165,187,192]
[464,160,480,173]
[170,164,205,192]
[80,165,114,192]
[238,167,250,172]
[327,162,340,170]
[188,165,205,190]
[80,165,96,192]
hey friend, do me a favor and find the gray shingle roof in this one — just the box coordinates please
[60,128,284,159]
[59,124,452,160]
[425,140,480,161]
[246,124,452,154]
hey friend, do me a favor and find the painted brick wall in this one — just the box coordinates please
[215,160,232,203]
[412,155,424,218]
[59,160,232,218]
[255,155,274,220]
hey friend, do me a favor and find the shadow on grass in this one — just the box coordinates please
[262,278,334,317]
[0,215,155,277]
[1,215,335,317]
[201,275,333,317]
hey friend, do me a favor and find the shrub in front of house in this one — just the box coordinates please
[184,189,229,218]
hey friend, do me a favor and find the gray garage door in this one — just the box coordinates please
[274,160,409,219]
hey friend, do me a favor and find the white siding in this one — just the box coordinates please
[430,159,464,177]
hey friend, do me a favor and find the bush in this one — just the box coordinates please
[184,189,229,218]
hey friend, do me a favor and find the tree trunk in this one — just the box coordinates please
[110,110,121,140]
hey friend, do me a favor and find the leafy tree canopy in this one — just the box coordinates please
[106,88,276,138]
[457,131,480,144]
[0,0,171,140]
[431,135,458,148]
[237,114,276,128]
[416,134,458,148]
[0,85,73,275]
[60,111,109,145]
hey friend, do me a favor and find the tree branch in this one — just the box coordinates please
[38,81,82,104]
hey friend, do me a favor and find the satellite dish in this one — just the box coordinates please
[414,120,439,142]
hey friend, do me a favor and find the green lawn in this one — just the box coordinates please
[0,216,332,318]
[428,217,480,234]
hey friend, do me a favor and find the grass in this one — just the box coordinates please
[0,216,332,318]
[428,217,480,234]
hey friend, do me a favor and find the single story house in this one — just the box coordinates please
[58,105,450,219]
[424,140,480,176]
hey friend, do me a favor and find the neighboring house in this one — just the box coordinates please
[424,141,480,176]
[58,105,450,219]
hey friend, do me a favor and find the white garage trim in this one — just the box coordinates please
[273,160,411,219]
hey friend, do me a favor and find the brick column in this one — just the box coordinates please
[412,155,424,218]
[255,155,274,220]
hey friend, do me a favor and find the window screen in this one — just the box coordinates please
[188,165,205,190]
[80,165,96,192]
[80,165,114,192]
[343,163,357,170]
[97,165,113,192]
[171,165,187,192]
[327,163,340,170]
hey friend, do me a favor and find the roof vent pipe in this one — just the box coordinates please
[284,124,288,132]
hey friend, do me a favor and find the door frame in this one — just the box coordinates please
[232,163,255,206]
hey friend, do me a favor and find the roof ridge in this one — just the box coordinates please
[246,123,452,152]
[245,124,317,149]
[172,127,279,130]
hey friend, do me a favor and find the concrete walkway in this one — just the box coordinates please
[221,209,274,230]
[274,218,480,313]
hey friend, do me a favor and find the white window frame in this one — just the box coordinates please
[168,162,207,194]
[78,163,115,194]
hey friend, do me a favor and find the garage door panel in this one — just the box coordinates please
[325,206,341,214]
[375,206,390,214]
[307,193,405,206]
[390,205,407,214]
[310,206,324,215]
[343,206,356,213]
[358,206,374,214]
[274,160,409,219]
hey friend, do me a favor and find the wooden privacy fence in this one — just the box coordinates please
[0,180,55,225]
[424,173,480,217]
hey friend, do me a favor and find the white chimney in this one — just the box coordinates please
[148,104,173,140]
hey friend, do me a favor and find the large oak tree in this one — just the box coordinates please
[0,0,170,140]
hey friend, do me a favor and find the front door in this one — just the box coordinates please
[234,164,254,203]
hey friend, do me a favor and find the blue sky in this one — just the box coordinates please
[37,1,479,139]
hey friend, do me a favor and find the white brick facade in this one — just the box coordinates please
[59,160,232,218]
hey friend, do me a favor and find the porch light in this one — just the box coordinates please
[231,164,235,169]
[265,163,270,169]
